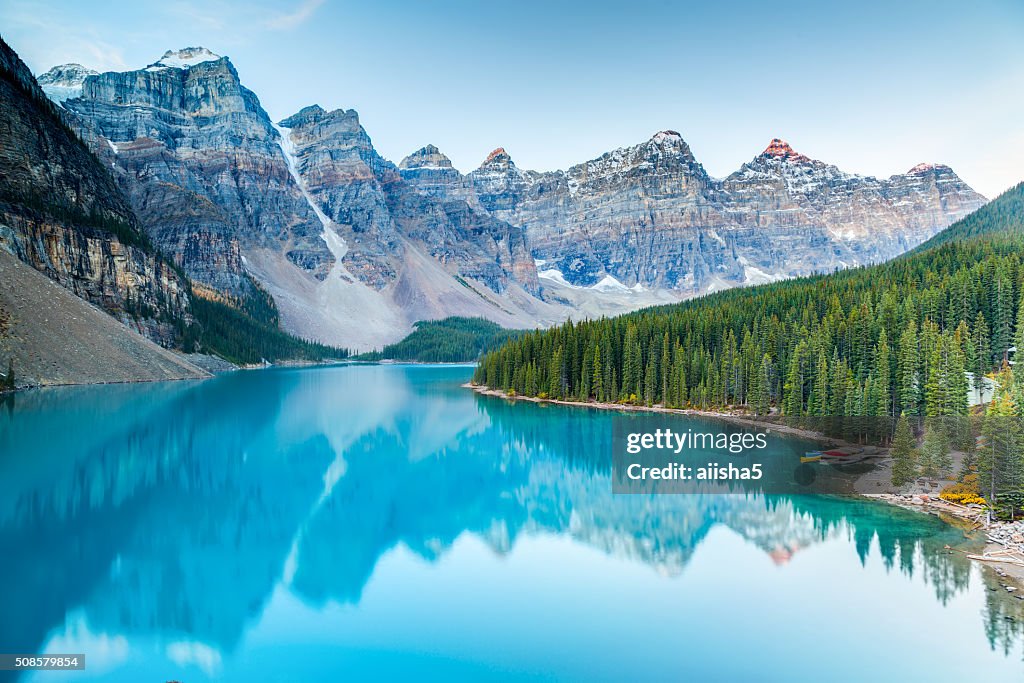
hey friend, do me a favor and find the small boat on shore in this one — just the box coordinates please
[822,447,864,458]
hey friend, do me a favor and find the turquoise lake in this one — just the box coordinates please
[0,364,1021,682]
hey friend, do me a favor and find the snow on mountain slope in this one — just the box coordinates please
[148,47,222,70]
[37,63,98,103]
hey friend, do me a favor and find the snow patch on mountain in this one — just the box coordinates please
[37,63,98,103]
[148,47,221,71]
[535,260,644,293]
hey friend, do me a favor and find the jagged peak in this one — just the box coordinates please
[38,63,98,83]
[38,63,100,103]
[651,130,683,143]
[280,104,325,123]
[399,144,453,170]
[761,138,811,163]
[278,104,360,129]
[485,147,510,162]
[480,147,515,169]
[907,162,952,175]
[148,47,222,71]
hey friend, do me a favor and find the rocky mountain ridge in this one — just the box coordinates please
[442,132,986,293]
[37,47,986,348]
[41,51,561,349]
[54,48,332,295]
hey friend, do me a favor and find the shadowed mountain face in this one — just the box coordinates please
[1,365,1016,676]
[38,48,985,349]
[0,38,191,347]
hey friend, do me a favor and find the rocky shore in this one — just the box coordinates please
[867,493,1024,593]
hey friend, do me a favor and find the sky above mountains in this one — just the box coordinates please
[3,0,1022,198]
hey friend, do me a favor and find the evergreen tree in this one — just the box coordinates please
[783,341,808,416]
[1014,292,1024,390]
[660,332,671,405]
[991,263,1015,362]
[948,328,969,416]
[898,321,920,416]
[579,343,593,400]
[876,329,892,417]
[622,324,641,401]
[920,423,952,478]
[971,311,991,402]
[891,414,919,487]
[979,367,1024,518]
[643,353,657,406]
[924,337,946,416]
[749,354,771,416]
[808,350,829,416]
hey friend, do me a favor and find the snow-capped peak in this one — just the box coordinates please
[651,130,682,143]
[907,162,951,175]
[38,63,97,84]
[761,138,811,163]
[149,47,221,70]
[38,63,99,103]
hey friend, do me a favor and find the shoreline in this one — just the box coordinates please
[1,355,356,394]
[865,493,1024,588]
[466,382,1024,590]
[465,383,857,446]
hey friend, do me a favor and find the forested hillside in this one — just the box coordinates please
[475,183,1024,514]
[184,279,349,365]
[912,182,1024,250]
[359,317,523,363]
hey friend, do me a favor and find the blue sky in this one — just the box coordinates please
[3,0,1022,197]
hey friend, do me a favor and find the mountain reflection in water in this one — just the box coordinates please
[0,365,1020,682]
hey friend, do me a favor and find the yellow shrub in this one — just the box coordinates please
[940,478,987,506]
[939,491,988,506]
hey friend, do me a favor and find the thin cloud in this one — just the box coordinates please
[0,1,129,72]
[265,0,325,30]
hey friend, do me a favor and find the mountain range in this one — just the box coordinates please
[7,44,987,356]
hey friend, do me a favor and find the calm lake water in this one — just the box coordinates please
[0,364,1021,682]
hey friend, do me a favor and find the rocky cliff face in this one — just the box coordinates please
[399,144,483,209]
[278,105,538,296]
[48,49,332,294]
[247,104,552,349]
[406,133,984,295]
[0,38,190,344]
[456,134,987,293]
